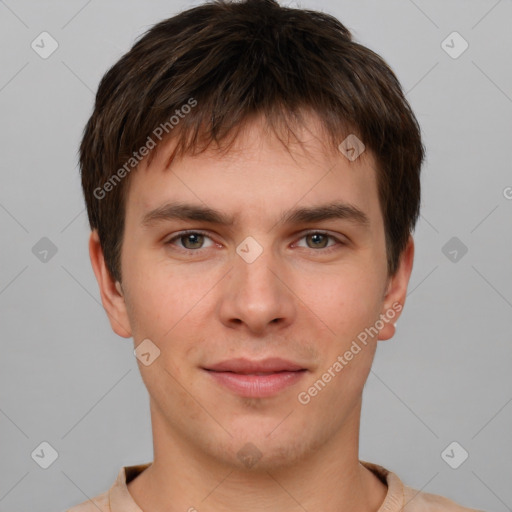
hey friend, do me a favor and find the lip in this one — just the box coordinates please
[204,357,306,373]
[203,358,307,398]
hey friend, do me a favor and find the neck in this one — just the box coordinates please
[128,400,387,512]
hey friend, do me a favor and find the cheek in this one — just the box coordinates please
[123,260,218,366]
[298,266,383,337]
[123,250,190,323]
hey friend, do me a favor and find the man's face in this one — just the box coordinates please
[94,114,411,471]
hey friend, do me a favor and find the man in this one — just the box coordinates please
[68,0,483,510]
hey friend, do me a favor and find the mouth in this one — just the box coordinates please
[202,358,308,398]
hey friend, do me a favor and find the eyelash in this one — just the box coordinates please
[164,230,346,253]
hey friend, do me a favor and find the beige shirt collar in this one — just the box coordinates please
[107,460,406,512]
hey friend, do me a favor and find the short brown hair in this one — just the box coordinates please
[79,0,424,283]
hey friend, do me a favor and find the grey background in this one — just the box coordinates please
[0,0,511,511]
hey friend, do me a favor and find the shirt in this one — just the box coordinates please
[66,460,484,512]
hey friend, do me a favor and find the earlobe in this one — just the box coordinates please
[88,230,132,338]
[378,321,396,341]
[377,235,415,341]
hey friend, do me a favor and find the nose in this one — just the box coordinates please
[217,244,296,335]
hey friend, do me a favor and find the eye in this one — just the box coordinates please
[295,231,344,250]
[164,230,345,253]
[165,231,215,250]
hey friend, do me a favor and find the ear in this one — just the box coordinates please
[377,235,415,341]
[88,230,132,338]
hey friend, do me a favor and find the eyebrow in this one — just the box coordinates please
[141,201,370,229]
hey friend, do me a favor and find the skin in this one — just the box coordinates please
[89,112,414,512]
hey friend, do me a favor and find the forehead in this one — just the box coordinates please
[124,114,383,234]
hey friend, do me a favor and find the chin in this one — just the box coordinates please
[213,422,318,472]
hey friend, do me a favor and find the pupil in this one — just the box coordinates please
[184,234,203,248]
[309,233,327,248]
